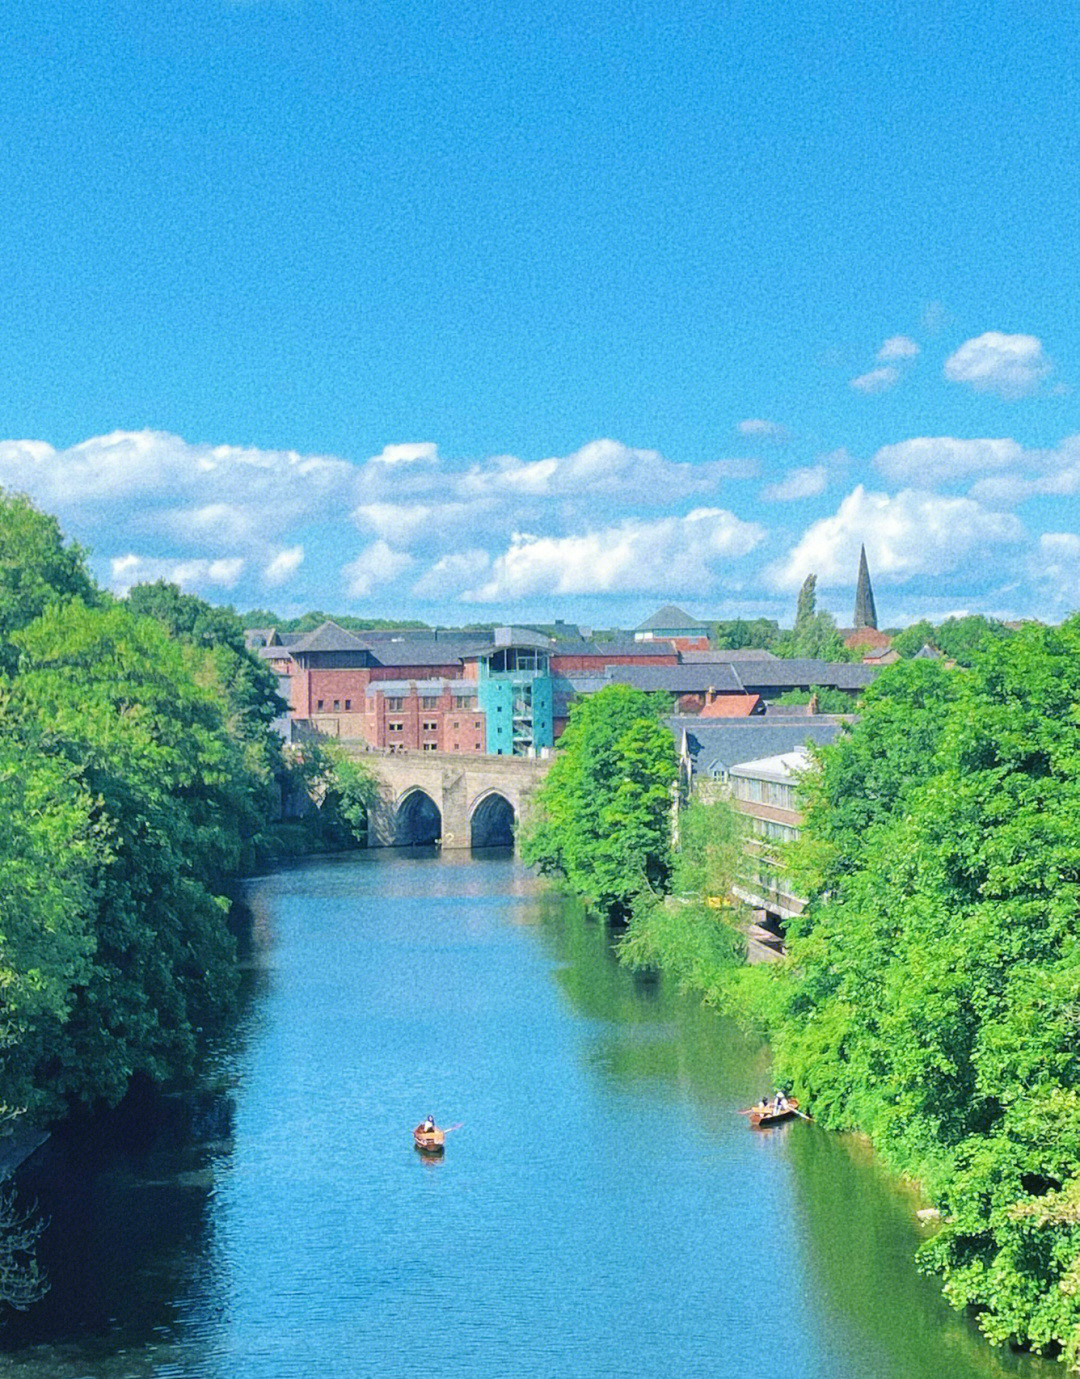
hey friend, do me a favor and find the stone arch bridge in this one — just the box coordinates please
[338,747,552,849]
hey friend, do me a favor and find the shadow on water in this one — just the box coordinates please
[2,1081,233,1355]
[782,1126,1044,1379]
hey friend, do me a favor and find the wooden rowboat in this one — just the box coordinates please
[749,1097,800,1128]
[413,1124,446,1154]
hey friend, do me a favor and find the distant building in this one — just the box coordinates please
[841,545,893,654]
[633,605,710,650]
[464,629,555,757]
[729,747,813,923]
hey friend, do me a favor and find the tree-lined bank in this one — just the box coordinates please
[524,632,1080,1369]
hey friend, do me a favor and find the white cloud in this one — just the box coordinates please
[877,335,920,361]
[411,549,492,599]
[366,443,439,466]
[967,435,1080,504]
[463,508,764,600]
[873,436,1024,484]
[455,438,742,502]
[263,546,304,586]
[850,366,900,394]
[341,541,414,598]
[109,553,246,595]
[1031,533,1080,610]
[737,419,789,442]
[769,485,1024,591]
[761,466,827,502]
[944,332,1051,399]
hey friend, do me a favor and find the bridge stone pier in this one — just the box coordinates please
[339,746,552,849]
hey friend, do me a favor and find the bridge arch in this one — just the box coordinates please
[394,788,442,846]
[469,789,516,849]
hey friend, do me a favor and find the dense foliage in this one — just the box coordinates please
[888,614,1012,665]
[0,495,293,1123]
[520,685,678,919]
[760,628,1080,1363]
[620,797,748,992]
[241,608,428,632]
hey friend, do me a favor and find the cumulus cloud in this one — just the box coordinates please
[109,553,245,595]
[366,443,439,466]
[967,435,1080,504]
[263,546,304,586]
[341,541,414,598]
[768,485,1024,591]
[850,366,900,394]
[455,438,743,502]
[737,419,789,443]
[411,549,491,599]
[463,508,764,601]
[877,335,920,361]
[760,466,827,502]
[944,332,1051,399]
[873,436,1024,484]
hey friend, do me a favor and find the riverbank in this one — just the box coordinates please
[0,851,1040,1378]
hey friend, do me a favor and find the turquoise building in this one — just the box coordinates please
[472,631,555,756]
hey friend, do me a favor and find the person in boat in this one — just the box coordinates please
[421,1114,436,1135]
[773,1092,786,1113]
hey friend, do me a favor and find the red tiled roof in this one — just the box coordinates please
[699,694,763,718]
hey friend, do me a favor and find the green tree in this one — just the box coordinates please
[0,491,96,672]
[621,797,748,994]
[4,600,260,1114]
[763,623,1080,1359]
[521,685,677,919]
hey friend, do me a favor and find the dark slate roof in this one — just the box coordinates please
[550,638,679,659]
[726,659,878,691]
[606,664,745,693]
[680,648,779,662]
[370,638,485,667]
[289,621,372,654]
[636,604,704,631]
[669,716,848,779]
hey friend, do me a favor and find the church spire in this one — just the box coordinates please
[854,545,877,629]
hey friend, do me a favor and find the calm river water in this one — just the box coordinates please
[2,851,1044,1378]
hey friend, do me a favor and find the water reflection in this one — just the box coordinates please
[0,852,1050,1379]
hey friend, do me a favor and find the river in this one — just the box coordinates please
[1,851,1044,1378]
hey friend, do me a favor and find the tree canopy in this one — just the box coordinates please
[761,624,1080,1361]
[520,685,678,919]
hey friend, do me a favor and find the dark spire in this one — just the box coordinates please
[854,545,877,629]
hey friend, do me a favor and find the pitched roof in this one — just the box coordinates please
[607,664,745,693]
[669,716,846,779]
[680,648,778,662]
[636,604,703,631]
[289,620,372,654]
[699,694,762,717]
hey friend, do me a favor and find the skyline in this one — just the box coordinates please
[1,0,1077,627]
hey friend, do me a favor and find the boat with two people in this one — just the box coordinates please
[744,1092,803,1128]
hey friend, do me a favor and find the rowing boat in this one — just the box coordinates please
[413,1124,446,1154]
[749,1097,800,1128]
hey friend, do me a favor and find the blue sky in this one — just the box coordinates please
[1,0,1077,628]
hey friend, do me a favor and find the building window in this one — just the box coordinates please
[388,721,404,733]
[453,695,475,710]
[333,700,340,711]
[422,741,438,752]
[386,697,404,711]
[421,696,440,710]
[422,720,439,732]
[316,699,324,710]
[344,699,351,710]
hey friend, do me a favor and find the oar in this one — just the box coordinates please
[442,1122,464,1133]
